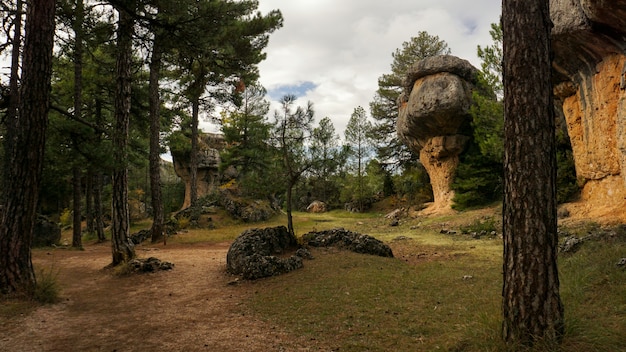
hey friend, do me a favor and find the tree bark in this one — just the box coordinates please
[72,167,82,248]
[149,33,165,243]
[190,98,199,208]
[501,0,564,346]
[0,0,56,294]
[85,169,94,235]
[71,0,85,249]
[93,172,106,242]
[3,0,22,202]
[110,1,136,266]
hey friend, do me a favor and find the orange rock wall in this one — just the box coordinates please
[560,54,626,220]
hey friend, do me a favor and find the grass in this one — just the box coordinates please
[238,211,626,351]
[42,207,626,351]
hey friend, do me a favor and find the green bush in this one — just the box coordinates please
[33,268,60,304]
[59,208,72,227]
[460,217,499,235]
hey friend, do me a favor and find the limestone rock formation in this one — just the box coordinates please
[396,55,479,213]
[226,226,305,280]
[172,133,225,209]
[551,0,626,222]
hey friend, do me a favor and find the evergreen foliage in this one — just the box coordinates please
[369,32,451,171]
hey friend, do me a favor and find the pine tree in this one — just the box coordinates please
[369,32,450,171]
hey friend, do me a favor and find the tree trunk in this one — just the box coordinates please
[71,0,84,248]
[110,2,136,266]
[72,167,82,248]
[3,0,22,203]
[190,98,199,208]
[286,181,294,236]
[85,169,94,235]
[93,172,106,242]
[0,0,56,294]
[501,0,564,346]
[149,33,165,243]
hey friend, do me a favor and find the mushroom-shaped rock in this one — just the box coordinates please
[172,133,225,209]
[551,0,626,221]
[397,55,479,213]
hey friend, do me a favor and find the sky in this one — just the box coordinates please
[228,0,503,139]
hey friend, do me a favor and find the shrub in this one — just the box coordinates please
[33,268,60,304]
[59,208,72,228]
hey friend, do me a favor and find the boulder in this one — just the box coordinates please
[306,200,327,213]
[128,257,174,273]
[219,189,277,222]
[301,228,393,258]
[32,215,61,247]
[397,55,479,214]
[226,226,304,279]
[129,229,151,245]
[551,0,626,221]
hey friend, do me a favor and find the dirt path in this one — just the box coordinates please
[0,242,318,352]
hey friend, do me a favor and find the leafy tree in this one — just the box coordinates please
[392,163,431,204]
[309,116,346,205]
[452,24,504,210]
[172,0,282,207]
[220,83,279,198]
[369,32,450,171]
[344,106,373,211]
[272,94,314,235]
[501,0,564,346]
[0,0,56,294]
[477,23,503,98]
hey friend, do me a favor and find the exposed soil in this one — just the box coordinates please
[0,241,322,352]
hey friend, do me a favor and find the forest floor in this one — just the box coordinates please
[0,201,624,351]
[0,241,320,352]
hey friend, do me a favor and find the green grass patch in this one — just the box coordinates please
[242,220,626,351]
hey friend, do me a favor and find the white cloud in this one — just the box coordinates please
[253,1,501,138]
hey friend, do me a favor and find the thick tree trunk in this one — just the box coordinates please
[72,167,82,248]
[110,2,136,266]
[0,0,56,294]
[149,34,165,243]
[501,0,564,346]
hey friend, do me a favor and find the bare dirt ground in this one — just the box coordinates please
[0,241,322,352]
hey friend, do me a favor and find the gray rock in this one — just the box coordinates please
[559,235,584,253]
[302,228,393,258]
[128,257,174,273]
[226,226,302,279]
[551,0,626,82]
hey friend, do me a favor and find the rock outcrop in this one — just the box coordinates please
[551,0,626,222]
[396,55,479,214]
[226,226,305,280]
[172,133,225,209]
[301,228,394,258]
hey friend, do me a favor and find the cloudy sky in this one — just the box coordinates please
[245,0,502,138]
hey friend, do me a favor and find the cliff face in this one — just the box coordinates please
[172,133,225,209]
[551,0,626,221]
[397,55,478,213]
